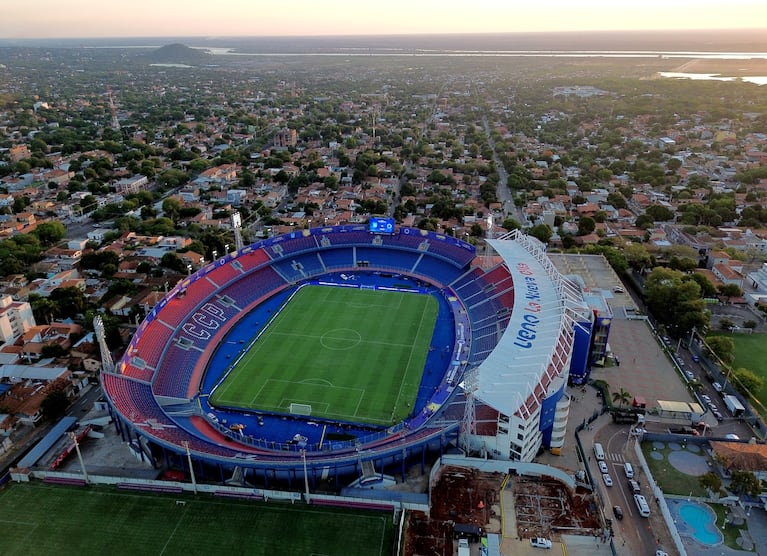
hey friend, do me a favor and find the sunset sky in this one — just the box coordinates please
[3,0,766,39]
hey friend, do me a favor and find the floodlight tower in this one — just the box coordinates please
[460,367,479,455]
[482,214,495,269]
[232,211,244,252]
[93,315,114,373]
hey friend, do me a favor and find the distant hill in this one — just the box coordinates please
[145,43,210,64]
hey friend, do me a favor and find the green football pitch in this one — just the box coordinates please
[0,482,394,556]
[209,285,438,426]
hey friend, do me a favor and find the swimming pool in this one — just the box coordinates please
[678,502,722,546]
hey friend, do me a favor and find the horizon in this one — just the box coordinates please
[3,0,767,40]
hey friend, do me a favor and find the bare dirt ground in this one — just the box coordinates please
[511,474,601,540]
[403,466,603,556]
[404,465,505,556]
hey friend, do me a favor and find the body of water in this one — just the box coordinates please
[678,502,723,546]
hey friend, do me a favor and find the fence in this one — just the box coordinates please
[632,438,688,556]
[21,468,430,513]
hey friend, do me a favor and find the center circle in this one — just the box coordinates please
[320,328,362,350]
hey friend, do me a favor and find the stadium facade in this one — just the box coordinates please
[101,225,591,487]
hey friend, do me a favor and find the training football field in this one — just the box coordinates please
[209,285,438,425]
[0,482,394,556]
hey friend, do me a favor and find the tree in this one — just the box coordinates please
[577,216,596,236]
[644,267,709,337]
[41,344,67,358]
[645,204,675,222]
[732,367,764,397]
[528,224,553,244]
[48,286,87,319]
[501,217,521,231]
[718,283,743,301]
[698,472,722,494]
[729,470,762,497]
[705,335,735,365]
[685,273,717,297]
[160,252,186,272]
[162,197,182,221]
[624,243,653,272]
[611,387,632,408]
[40,389,70,421]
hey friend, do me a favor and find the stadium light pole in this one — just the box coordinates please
[68,431,89,484]
[183,441,198,494]
[301,449,311,503]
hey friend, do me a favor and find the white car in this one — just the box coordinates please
[701,394,711,403]
[713,382,723,392]
[602,473,613,487]
[685,370,695,380]
[598,461,609,473]
[530,537,553,549]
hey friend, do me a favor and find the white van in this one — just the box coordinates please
[634,494,651,517]
[593,443,605,461]
[624,462,634,478]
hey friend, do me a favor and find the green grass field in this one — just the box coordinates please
[710,332,767,413]
[0,482,394,556]
[210,285,437,426]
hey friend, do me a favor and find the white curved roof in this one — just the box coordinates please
[474,233,583,418]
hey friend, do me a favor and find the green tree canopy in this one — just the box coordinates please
[645,267,709,337]
[528,224,553,244]
[611,387,632,408]
[705,335,735,365]
[624,243,653,272]
[732,367,764,397]
[577,216,596,236]
[698,472,722,494]
[40,389,70,421]
[729,470,761,496]
[31,221,66,246]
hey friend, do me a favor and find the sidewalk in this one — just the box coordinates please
[537,384,606,473]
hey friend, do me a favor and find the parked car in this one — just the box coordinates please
[530,537,552,549]
[613,506,624,520]
[603,473,613,487]
[685,370,695,381]
[701,394,711,403]
[714,411,724,421]
[598,461,609,473]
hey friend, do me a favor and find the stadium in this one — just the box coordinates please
[101,223,587,489]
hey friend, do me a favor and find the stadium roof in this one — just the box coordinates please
[474,234,581,418]
[17,416,76,469]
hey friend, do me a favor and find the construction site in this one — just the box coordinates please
[404,464,602,556]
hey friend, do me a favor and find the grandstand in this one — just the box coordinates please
[101,225,584,488]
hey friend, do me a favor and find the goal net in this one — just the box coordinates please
[289,403,312,416]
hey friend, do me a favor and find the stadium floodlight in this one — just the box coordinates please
[182,441,197,494]
[301,449,311,503]
[68,431,89,484]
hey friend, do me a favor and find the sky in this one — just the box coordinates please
[3,0,767,39]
